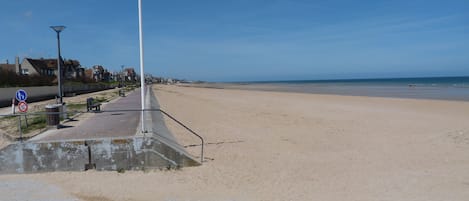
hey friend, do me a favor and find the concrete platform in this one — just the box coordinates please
[0,86,201,174]
[0,136,199,174]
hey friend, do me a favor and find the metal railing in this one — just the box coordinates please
[156,108,204,163]
[92,108,205,163]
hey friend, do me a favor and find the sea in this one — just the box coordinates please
[228,76,469,101]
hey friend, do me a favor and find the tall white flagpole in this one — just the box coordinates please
[138,0,146,133]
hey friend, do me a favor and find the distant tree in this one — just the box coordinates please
[0,69,17,86]
[0,69,55,87]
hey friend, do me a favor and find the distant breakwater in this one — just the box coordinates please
[0,83,118,107]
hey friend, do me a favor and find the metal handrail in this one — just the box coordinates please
[93,108,205,163]
[152,108,204,164]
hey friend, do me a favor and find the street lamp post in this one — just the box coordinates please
[138,0,146,133]
[50,25,66,104]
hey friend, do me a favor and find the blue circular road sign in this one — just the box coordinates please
[15,89,27,102]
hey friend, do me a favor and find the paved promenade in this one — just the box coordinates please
[0,106,13,116]
[31,90,142,142]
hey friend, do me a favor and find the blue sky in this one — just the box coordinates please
[0,0,468,82]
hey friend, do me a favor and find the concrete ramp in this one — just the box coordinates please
[0,136,200,174]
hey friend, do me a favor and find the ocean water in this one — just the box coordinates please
[231,76,469,101]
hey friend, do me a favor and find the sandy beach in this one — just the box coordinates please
[1,84,469,201]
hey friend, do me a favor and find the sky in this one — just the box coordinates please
[0,0,468,82]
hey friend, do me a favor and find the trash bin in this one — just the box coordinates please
[45,104,61,126]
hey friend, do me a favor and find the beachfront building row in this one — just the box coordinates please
[0,56,137,83]
[21,58,84,79]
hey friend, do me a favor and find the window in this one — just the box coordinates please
[21,69,29,75]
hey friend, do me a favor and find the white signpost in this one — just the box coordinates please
[11,98,15,114]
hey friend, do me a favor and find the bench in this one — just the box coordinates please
[119,89,125,97]
[86,98,101,112]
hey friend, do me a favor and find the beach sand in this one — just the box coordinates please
[2,84,469,201]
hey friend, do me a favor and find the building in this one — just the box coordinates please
[83,65,115,82]
[20,58,84,79]
[0,57,21,74]
[92,65,105,81]
[123,67,137,82]
[84,68,94,80]
[0,63,15,72]
[21,58,57,76]
[103,70,112,82]
[63,59,85,79]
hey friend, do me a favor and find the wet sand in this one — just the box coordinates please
[1,84,469,201]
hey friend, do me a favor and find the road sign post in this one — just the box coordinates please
[15,89,28,142]
[15,89,27,102]
[18,101,28,113]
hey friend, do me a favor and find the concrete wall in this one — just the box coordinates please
[0,137,199,174]
[0,86,57,103]
[0,84,117,107]
[0,141,88,174]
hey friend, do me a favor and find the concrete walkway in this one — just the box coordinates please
[31,90,142,142]
[0,106,14,116]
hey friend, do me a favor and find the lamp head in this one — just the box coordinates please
[50,26,66,33]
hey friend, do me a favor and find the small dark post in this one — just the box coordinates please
[84,141,96,170]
